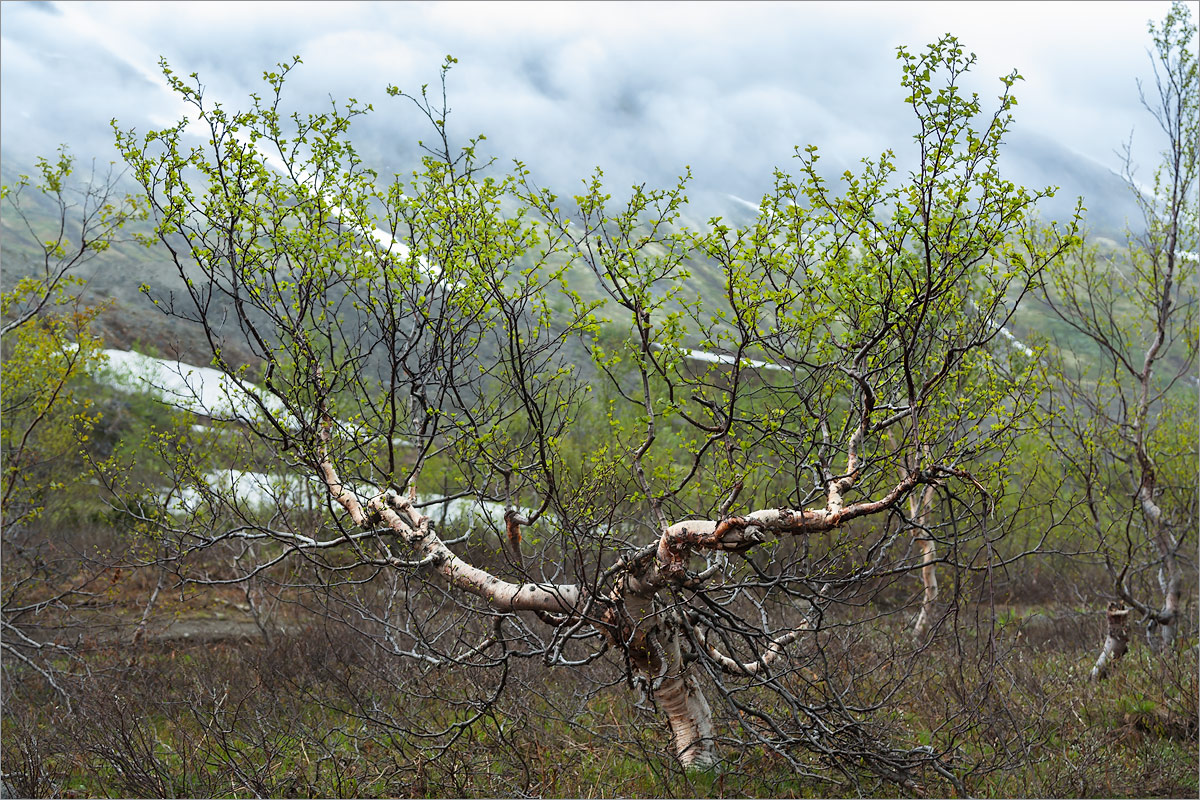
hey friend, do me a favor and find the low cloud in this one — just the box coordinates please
[1,0,1172,217]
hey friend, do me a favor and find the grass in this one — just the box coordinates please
[4,614,1196,798]
[2,517,1196,798]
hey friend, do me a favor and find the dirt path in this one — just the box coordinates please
[16,613,282,649]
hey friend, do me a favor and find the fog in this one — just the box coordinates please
[0,1,1176,222]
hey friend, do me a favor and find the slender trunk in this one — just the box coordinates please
[909,484,938,640]
[1147,552,1182,652]
[245,582,275,648]
[1139,490,1182,652]
[911,535,938,640]
[1091,602,1131,681]
[131,569,165,645]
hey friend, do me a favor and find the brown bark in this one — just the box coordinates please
[503,508,524,569]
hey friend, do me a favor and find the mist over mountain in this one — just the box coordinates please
[998,129,1142,237]
[0,0,1168,346]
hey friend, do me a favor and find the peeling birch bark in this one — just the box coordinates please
[629,474,941,765]
[317,437,583,616]
[317,414,940,768]
[321,437,722,766]
[613,573,717,767]
[656,670,717,768]
[652,626,717,769]
[1090,603,1131,681]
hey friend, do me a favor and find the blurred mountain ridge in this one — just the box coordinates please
[1,121,1143,370]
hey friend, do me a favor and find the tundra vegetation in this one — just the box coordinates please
[1,7,1197,798]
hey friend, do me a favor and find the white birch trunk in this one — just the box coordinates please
[909,484,938,640]
[911,535,938,641]
[618,575,717,768]
[317,433,931,768]
[1140,490,1182,652]
[1090,603,1131,681]
[131,569,165,645]
[652,625,717,769]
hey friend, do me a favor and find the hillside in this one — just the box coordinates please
[1,127,1146,372]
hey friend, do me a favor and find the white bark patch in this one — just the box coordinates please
[911,534,939,640]
[1091,603,1131,681]
[374,498,582,614]
[695,625,808,676]
[655,672,717,768]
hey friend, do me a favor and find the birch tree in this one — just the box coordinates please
[1039,2,1198,678]
[113,38,1075,784]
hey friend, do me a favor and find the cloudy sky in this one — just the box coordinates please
[0,0,1183,214]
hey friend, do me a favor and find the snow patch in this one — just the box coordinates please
[662,345,787,372]
[165,467,520,531]
[98,348,293,425]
